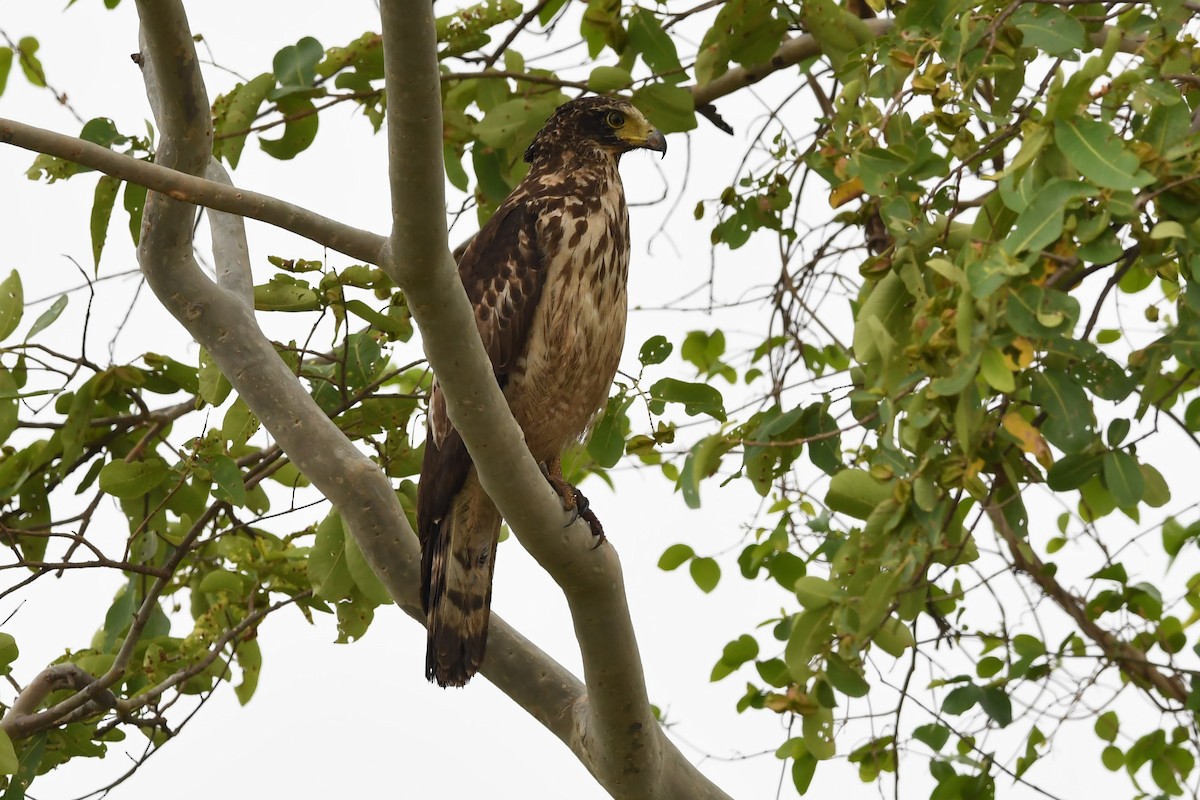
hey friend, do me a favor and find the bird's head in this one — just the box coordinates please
[524,96,667,165]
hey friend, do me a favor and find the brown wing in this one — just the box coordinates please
[417,194,549,613]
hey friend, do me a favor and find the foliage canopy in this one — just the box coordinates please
[1,1,1200,798]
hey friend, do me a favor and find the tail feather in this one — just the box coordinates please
[422,474,501,687]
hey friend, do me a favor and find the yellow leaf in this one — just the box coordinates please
[1002,412,1053,469]
[764,687,818,715]
[829,177,865,208]
[1004,337,1035,369]
[965,458,985,482]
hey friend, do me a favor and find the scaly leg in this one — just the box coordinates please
[542,458,606,547]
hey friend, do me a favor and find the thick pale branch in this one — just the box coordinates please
[0,117,384,265]
[3,6,727,796]
[205,158,255,307]
[379,2,727,798]
[0,665,114,738]
[110,6,723,799]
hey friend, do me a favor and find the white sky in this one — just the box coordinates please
[1,3,1194,800]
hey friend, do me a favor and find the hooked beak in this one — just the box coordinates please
[644,128,667,158]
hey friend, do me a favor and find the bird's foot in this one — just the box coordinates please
[542,460,606,548]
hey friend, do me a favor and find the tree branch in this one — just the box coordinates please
[2,5,729,794]
[0,117,385,265]
[690,20,1147,109]
[691,20,892,108]
[204,158,255,307]
[379,2,727,797]
[0,665,116,738]
[986,498,1188,704]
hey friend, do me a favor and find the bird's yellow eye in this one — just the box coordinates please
[605,111,626,128]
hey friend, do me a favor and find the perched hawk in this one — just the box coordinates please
[417,96,667,687]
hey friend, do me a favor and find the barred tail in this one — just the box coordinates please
[421,475,501,688]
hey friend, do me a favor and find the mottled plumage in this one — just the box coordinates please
[417,96,666,687]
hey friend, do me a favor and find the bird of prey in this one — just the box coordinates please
[417,96,667,687]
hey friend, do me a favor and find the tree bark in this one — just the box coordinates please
[0,1,735,798]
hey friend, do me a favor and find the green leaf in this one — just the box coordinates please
[1102,450,1143,508]
[825,653,869,697]
[79,117,124,148]
[90,175,121,269]
[690,556,720,592]
[444,144,469,191]
[255,275,320,312]
[587,66,633,92]
[1011,5,1086,57]
[198,348,232,406]
[825,469,891,520]
[580,0,624,57]
[796,405,839,476]
[639,335,673,366]
[1140,463,1170,508]
[799,0,871,73]
[1101,745,1124,770]
[941,683,980,715]
[0,370,16,447]
[977,656,1004,678]
[792,752,818,793]
[1002,179,1093,255]
[649,378,726,421]
[539,0,568,24]
[344,525,394,606]
[0,271,24,343]
[853,272,909,363]
[1095,710,1119,743]
[259,95,319,160]
[210,454,247,506]
[101,581,136,651]
[794,576,839,610]
[123,181,147,245]
[802,705,836,760]
[98,460,168,499]
[631,83,696,134]
[308,512,355,601]
[272,36,324,91]
[711,633,759,681]
[1006,284,1079,338]
[0,633,17,670]
[17,37,45,87]
[213,73,276,168]
[680,433,730,508]
[1031,371,1095,453]
[475,96,561,149]
[979,686,1013,727]
[913,723,950,752]
[0,48,12,96]
[979,347,1014,393]
[1046,453,1102,491]
[873,615,914,657]
[1151,221,1186,240]
[627,9,684,80]
[196,569,244,595]
[221,399,260,447]
[0,729,17,776]
[658,543,694,570]
[1053,118,1155,191]
[234,639,261,706]
[24,295,67,342]
[335,589,375,643]
[785,608,831,681]
[587,394,632,468]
